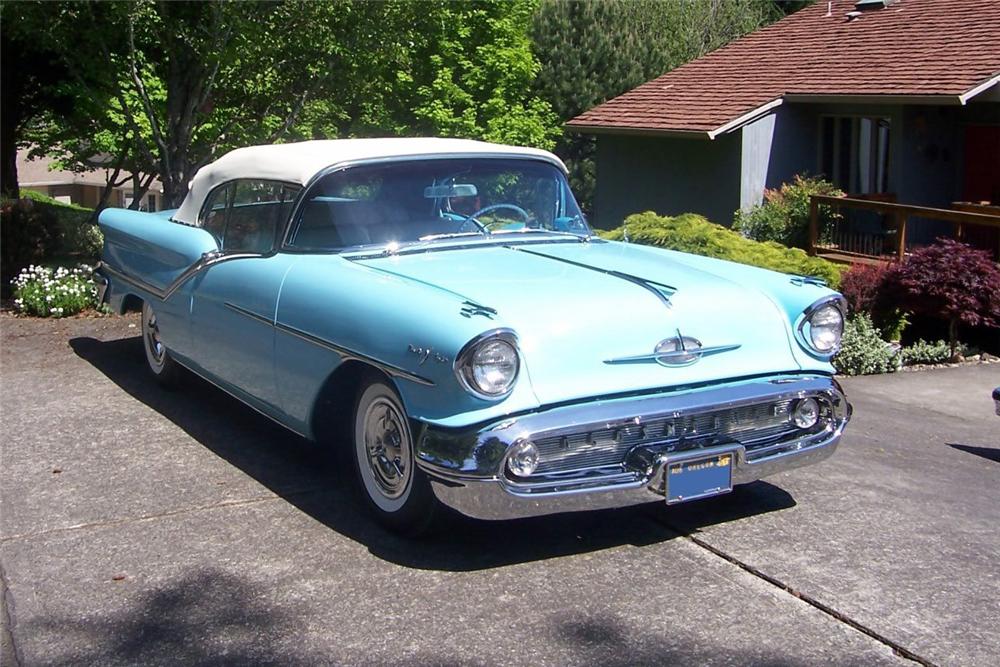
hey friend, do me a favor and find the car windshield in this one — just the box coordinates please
[287,158,589,251]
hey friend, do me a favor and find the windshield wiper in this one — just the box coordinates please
[493,228,591,241]
[417,231,488,242]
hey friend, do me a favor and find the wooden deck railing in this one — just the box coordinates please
[808,195,1000,262]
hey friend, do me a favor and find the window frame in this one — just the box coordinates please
[197,178,303,255]
[817,114,891,195]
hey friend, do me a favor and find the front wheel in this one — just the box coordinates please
[352,376,439,535]
[141,301,182,388]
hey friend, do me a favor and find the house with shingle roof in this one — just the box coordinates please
[16,149,163,211]
[568,0,1000,230]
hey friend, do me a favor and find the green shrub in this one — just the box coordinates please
[1,197,61,295]
[600,211,844,288]
[733,175,843,249]
[0,194,101,296]
[833,314,900,376]
[21,190,102,260]
[900,339,964,366]
[10,264,100,318]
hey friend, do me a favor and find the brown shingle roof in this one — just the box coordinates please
[567,0,1000,137]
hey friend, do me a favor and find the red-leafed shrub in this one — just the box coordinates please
[839,261,908,341]
[839,262,891,315]
[883,238,1000,356]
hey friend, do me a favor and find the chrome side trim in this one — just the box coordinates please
[224,302,274,326]
[101,252,262,302]
[101,263,167,300]
[506,245,676,308]
[276,321,435,387]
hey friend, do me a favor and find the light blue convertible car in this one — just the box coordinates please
[96,138,851,534]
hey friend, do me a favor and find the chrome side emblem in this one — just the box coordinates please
[407,344,449,365]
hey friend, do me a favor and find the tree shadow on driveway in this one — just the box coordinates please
[70,335,796,572]
[948,443,1000,463]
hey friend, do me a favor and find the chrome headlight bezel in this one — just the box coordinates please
[797,295,847,358]
[454,328,520,400]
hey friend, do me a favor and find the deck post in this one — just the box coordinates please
[808,197,819,256]
[895,211,907,260]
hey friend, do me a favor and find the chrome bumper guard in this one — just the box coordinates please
[93,262,110,305]
[416,374,850,520]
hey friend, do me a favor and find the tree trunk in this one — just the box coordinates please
[0,127,19,199]
[0,28,22,199]
[949,317,960,360]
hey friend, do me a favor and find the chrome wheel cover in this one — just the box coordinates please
[361,397,412,500]
[143,303,166,368]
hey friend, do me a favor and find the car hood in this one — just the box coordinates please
[357,241,803,405]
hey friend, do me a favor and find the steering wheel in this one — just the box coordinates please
[457,203,531,233]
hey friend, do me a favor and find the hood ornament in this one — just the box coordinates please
[604,330,740,367]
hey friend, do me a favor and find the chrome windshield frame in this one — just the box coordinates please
[279,154,589,253]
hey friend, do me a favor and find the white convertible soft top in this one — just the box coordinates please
[173,138,566,224]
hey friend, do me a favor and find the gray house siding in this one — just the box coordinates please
[591,101,997,233]
[592,133,740,230]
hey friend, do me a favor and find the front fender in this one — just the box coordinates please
[273,254,541,432]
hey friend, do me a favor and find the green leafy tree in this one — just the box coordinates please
[532,0,782,212]
[0,1,97,198]
[332,0,558,149]
[9,0,559,209]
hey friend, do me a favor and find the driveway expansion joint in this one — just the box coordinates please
[0,561,22,667]
[0,487,325,544]
[664,524,939,667]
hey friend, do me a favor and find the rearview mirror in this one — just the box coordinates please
[424,184,478,199]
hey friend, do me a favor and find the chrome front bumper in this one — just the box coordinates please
[416,374,850,520]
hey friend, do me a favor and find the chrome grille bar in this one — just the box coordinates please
[532,399,797,475]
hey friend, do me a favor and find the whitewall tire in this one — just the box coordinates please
[141,301,182,387]
[352,376,439,535]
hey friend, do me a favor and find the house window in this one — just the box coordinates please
[820,116,890,194]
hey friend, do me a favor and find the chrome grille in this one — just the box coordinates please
[532,400,797,475]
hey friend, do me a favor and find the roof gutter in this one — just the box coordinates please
[958,73,1000,104]
[782,93,970,106]
[567,75,1000,140]
[564,124,713,140]
[706,97,784,139]
[565,97,784,141]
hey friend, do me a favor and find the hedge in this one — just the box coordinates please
[1,192,103,296]
[599,211,844,288]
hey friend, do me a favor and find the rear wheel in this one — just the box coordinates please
[352,376,439,536]
[141,301,182,387]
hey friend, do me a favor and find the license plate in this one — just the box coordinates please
[665,453,734,504]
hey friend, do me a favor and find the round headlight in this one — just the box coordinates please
[807,303,844,353]
[457,332,520,398]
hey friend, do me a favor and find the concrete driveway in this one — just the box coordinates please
[2,313,997,666]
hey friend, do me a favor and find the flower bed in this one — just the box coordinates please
[10,264,100,318]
